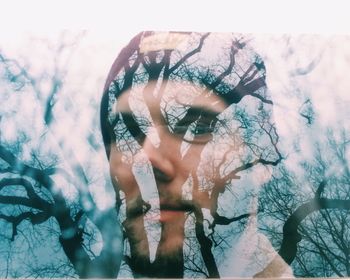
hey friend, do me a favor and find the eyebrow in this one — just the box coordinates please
[117,104,223,139]
[174,105,221,129]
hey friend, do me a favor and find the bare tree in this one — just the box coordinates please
[258,128,350,277]
[0,32,122,278]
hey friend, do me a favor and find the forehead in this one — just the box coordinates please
[114,80,228,114]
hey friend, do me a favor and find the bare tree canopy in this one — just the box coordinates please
[1,31,350,278]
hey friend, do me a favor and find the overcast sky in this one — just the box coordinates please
[1,0,350,36]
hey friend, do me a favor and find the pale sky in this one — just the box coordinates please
[1,0,350,37]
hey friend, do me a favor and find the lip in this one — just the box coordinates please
[142,202,193,223]
[159,202,194,222]
[160,203,193,212]
[142,209,184,223]
[159,209,185,222]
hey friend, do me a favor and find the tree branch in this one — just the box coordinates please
[168,33,210,73]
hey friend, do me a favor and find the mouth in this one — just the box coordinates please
[124,197,195,223]
[158,209,184,222]
[140,200,194,223]
[158,201,194,222]
[160,203,193,212]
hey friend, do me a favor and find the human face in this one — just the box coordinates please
[108,80,237,274]
[107,76,278,278]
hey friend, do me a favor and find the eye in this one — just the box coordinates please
[172,119,215,144]
[186,120,215,144]
[120,113,146,144]
[192,121,215,135]
[172,124,188,136]
[170,108,220,144]
[128,125,146,143]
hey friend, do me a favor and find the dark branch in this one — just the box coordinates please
[0,211,51,241]
[168,33,210,73]
[194,209,220,278]
[278,182,350,265]
[212,212,256,226]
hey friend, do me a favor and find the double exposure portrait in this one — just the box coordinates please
[0,28,350,278]
[100,31,289,278]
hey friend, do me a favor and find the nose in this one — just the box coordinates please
[142,128,177,183]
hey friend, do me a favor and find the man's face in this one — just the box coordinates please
[107,79,274,277]
[109,81,237,264]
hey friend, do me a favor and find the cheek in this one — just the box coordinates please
[195,137,238,191]
[109,148,140,198]
[177,142,212,182]
[193,142,217,191]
